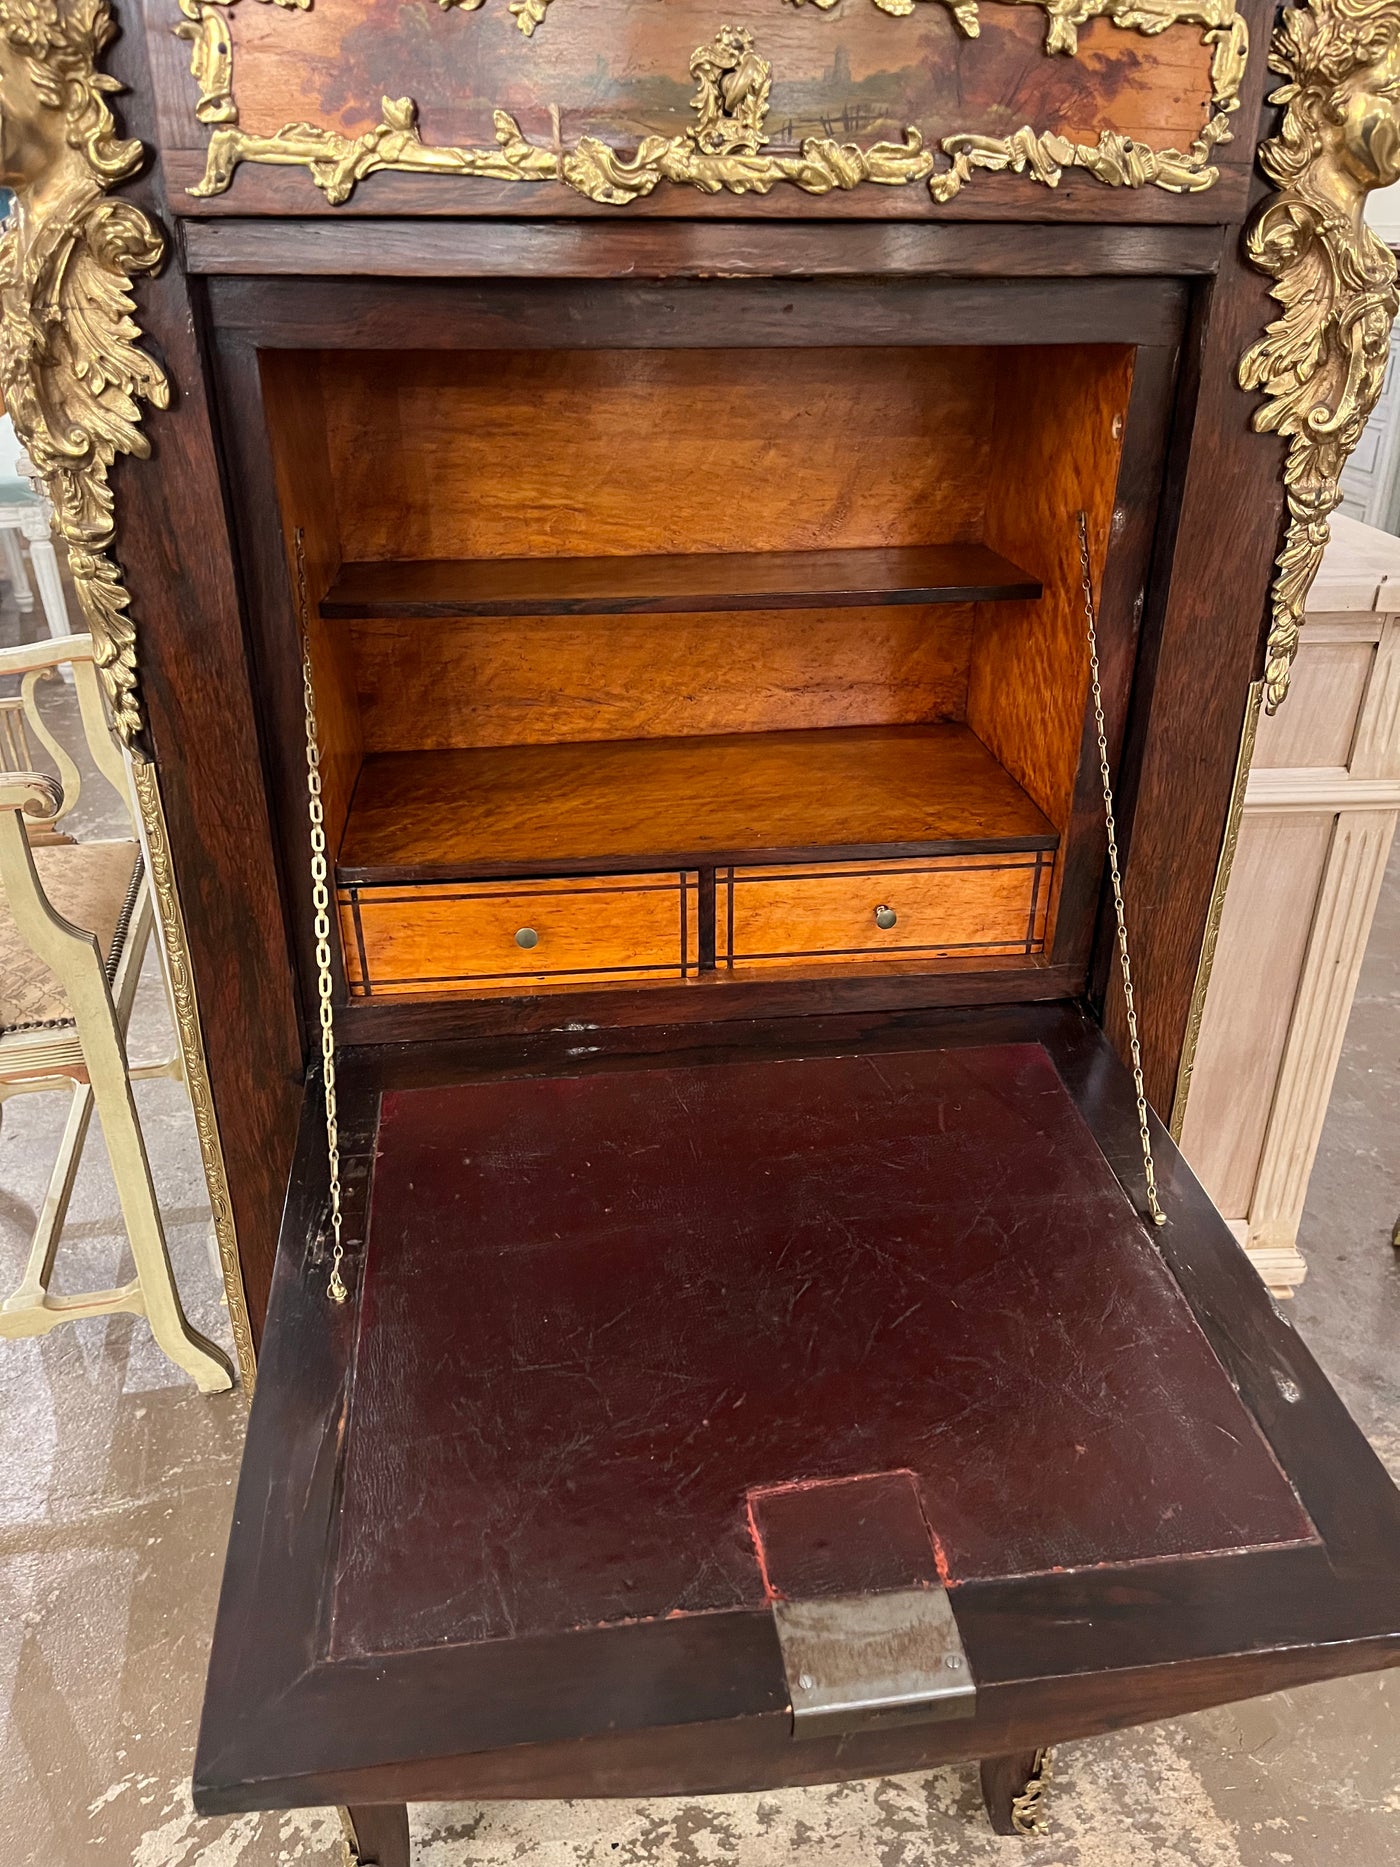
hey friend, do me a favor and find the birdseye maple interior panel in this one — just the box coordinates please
[339,871,702,996]
[149,0,1253,220]
[716,854,1053,969]
[259,340,1133,1009]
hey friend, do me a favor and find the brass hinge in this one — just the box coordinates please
[772,1587,976,1739]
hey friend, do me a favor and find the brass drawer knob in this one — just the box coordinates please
[874,904,897,930]
[515,926,540,949]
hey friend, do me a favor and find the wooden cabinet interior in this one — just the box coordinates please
[261,341,1137,1013]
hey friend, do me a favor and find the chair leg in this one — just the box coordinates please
[17,522,74,646]
[8,1080,93,1305]
[86,1053,233,1393]
[0,809,232,1390]
[344,1805,410,1867]
[0,525,32,611]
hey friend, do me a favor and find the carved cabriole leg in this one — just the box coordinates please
[342,1805,411,1867]
[980,1749,1052,1836]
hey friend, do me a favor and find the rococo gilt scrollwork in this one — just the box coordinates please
[322,0,1243,53]
[439,0,559,38]
[791,0,1239,61]
[0,0,168,744]
[179,13,1248,209]
[1241,0,1400,712]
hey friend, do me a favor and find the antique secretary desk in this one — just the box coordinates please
[6,0,1400,1854]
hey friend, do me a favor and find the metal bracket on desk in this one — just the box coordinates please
[772,1587,976,1739]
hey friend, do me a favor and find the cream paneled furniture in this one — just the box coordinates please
[1179,515,1400,1294]
[0,417,75,650]
[0,633,232,1391]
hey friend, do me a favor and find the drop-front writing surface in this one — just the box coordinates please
[148,0,1259,219]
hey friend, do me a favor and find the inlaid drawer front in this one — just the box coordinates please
[718,856,1052,971]
[163,2,1249,221]
[339,873,700,997]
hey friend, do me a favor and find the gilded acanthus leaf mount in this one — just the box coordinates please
[0,0,169,743]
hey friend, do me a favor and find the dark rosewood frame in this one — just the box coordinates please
[96,8,1399,1846]
[193,1002,1400,1814]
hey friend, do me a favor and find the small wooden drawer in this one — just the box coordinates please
[717,856,1052,971]
[339,873,700,997]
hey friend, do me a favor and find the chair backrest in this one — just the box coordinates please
[0,635,133,842]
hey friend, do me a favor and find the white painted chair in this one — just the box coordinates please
[0,632,233,1391]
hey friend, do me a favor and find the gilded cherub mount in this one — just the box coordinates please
[1239,0,1400,710]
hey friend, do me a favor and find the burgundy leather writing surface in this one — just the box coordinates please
[330,1042,1314,1661]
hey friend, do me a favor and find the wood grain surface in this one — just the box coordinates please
[334,724,1059,881]
[718,855,1050,967]
[202,272,1186,1134]
[336,959,1081,1050]
[207,276,1189,355]
[260,350,363,857]
[321,543,1040,618]
[179,220,1228,282]
[344,605,977,752]
[968,345,1134,836]
[318,346,998,563]
[340,871,698,995]
[99,25,306,1345]
[1101,241,1290,1106]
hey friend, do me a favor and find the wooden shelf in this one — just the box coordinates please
[320,544,1042,621]
[335,723,1058,883]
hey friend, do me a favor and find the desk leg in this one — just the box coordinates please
[344,1805,411,1866]
[979,1750,1051,1835]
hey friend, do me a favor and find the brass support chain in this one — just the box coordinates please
[295,530,348,1303]
[1077,511,1166,1229]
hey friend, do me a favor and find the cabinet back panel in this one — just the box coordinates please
[319,347,995,562]
[346,605,973,751]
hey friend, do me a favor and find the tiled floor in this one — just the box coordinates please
[1,670,1398,1865]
